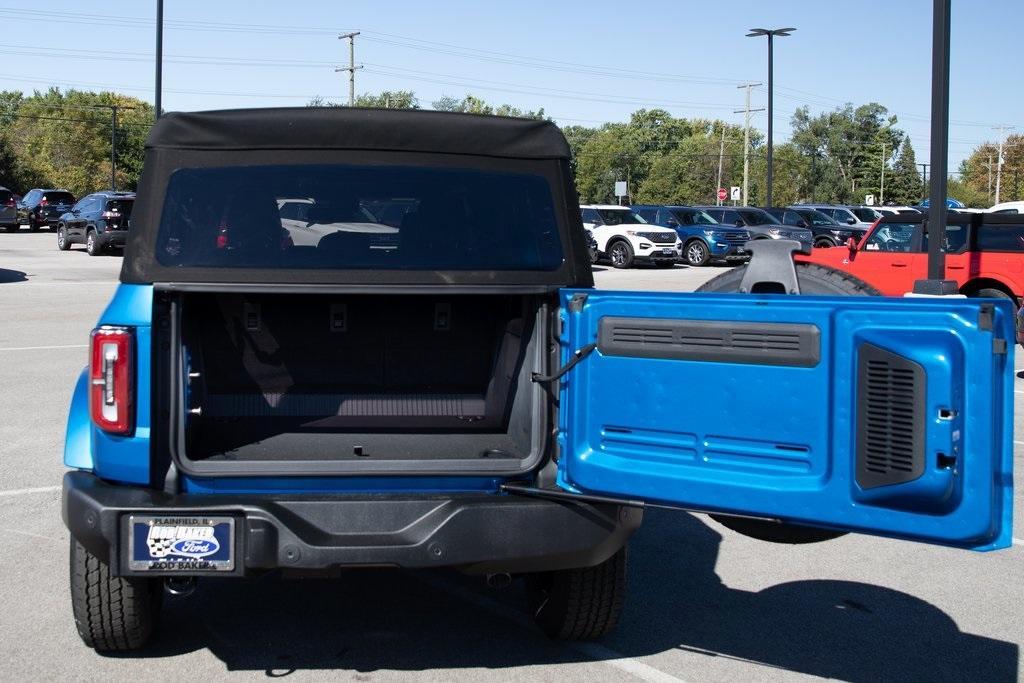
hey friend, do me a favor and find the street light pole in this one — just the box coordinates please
[155,0,163,120]
[747,27,795,207]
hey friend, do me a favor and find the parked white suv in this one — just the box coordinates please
[580,204,680,268]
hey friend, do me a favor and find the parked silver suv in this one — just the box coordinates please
[695,205,813,252]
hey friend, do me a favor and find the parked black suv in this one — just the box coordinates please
[764,206,867,248]
[17,188,77,231]
[0,186,17,231]
[56,191,135,255]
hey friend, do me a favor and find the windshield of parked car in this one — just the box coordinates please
[155,164,564,271]
[671,209,717,226]
[797,209,839,226]
[852,207,880,222]
[595,209,646,225]
[738,208,780,225]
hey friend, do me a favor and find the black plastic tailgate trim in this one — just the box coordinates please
[597,317,821,367]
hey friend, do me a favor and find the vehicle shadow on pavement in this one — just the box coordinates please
[111,510,1017,681]
[0,268,27,283]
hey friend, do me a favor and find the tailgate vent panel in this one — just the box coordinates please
[598,317,820,367]
[856,344,926,489]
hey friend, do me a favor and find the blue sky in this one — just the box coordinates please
[0,0,1020,168]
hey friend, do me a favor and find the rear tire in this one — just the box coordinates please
[86,231,101,256]
[70,539,161,651]
[528,548,627,640]
[607,240,634,269]
[697,261,879,544]
[57,225,71,251]
[814,237,837,249]
[697,261,881,297]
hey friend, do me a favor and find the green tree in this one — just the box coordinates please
[958,134,1024,205]
[0,88,153,195]
[790,103,904,203]
[886,139,923,205]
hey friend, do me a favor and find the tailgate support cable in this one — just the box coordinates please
[531,342,597,383]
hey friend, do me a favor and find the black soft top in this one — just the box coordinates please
[145,107,571,159]
[122,107,591,288]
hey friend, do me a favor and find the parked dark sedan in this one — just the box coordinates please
[57,191,135,255]
[764,206,868,248]
[17,188,76,231]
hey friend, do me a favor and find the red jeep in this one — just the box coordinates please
[799,213,1024,302]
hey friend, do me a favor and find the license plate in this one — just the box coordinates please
[736,247,747,253]
[662,248,676,255]
[128,515,234,571]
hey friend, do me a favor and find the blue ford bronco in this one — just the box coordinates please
[63,108,1015,651]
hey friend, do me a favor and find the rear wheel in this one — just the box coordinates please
[969,287,1014,302]
[814,237,837,249]
[697,261,879,543]
[528,548,627,640]
[70,539,161,651]
[684,239,710,266]
[607,240,634,269]
[86,230,101,256]
[57,225,71,251]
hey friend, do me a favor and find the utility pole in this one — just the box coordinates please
[110,105,118,190]
[987,153,993,201]
[337,32,362,107]
[715,126,726,206]
[993,125,1014,204]
[734,83,763,206]
[879,142,886,204]
[918,163,929,193]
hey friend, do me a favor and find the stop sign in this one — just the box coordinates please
[717,188,728,201]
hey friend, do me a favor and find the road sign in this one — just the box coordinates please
[717,188,728,201]
[614,181,628,197]
[730,186,741,201]
[865,194,875,205]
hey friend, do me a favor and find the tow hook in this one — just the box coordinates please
[164,576,197,596]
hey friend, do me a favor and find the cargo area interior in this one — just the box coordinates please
[175,292,546,471]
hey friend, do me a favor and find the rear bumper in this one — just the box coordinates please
[99,230,127,247]
[62,471,642,577]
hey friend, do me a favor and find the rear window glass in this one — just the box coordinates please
[155,164,564,271]
[44,192,75,203]
[976,224,1024,251]
[920,224,968,252]
[0,190,11,201]
[105,200,134,215]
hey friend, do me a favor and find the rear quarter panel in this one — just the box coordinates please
[64,284,154,484]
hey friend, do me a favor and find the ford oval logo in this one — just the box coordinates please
[170,537,220,558]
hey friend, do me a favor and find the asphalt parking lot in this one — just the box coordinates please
[0,231,1021,682]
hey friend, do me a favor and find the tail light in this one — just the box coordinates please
[216,221,230,249]
[2,197,13,207]
[39,197,48,206]
[89,327,134,434]
[102,210,116,219]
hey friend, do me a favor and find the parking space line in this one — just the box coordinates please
[0,344,87,352]
[0,485,60,498]
[415,573,686,683]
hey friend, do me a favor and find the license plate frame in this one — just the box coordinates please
[128,515,235,572]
